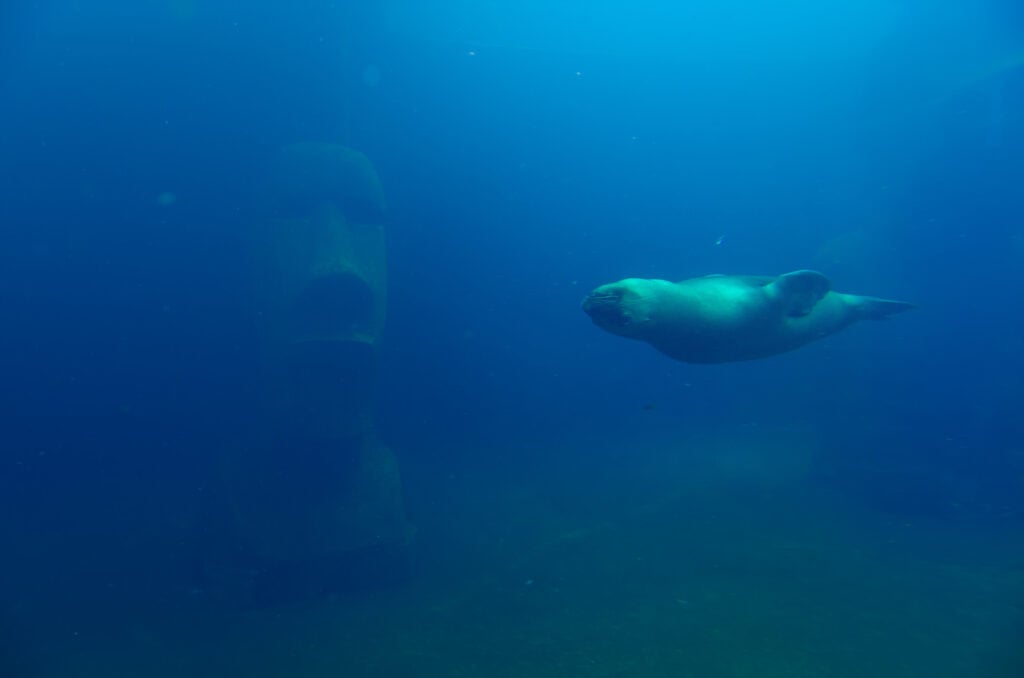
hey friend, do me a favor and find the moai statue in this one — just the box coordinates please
[214,142,412,600]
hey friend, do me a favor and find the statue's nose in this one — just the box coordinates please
[292,272,375,339]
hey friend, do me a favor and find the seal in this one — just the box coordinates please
[582,270,913,363]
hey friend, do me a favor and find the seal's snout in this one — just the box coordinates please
[582,286,631,330]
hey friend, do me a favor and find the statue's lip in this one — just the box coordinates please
[284,337,376,375]
[290,335,375,346]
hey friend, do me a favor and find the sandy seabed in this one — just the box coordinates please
[20,432,1024,678]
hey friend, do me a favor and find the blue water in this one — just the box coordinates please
[2,2,1023,676]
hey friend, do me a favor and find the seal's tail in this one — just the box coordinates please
[854,296,916,320]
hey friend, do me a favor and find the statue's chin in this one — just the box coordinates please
[290,271,377,339]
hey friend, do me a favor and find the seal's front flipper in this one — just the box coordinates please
[768,270,831,317]
[852,296,916,320]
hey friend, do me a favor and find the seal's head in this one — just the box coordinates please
[582,279,655,339]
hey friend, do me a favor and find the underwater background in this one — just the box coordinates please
[1,1,1023,676]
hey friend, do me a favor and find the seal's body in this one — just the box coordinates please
[582,270,913,363]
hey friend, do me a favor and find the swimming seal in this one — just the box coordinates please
[582,270,913,363]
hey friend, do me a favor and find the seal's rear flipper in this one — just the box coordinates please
[854,296,916,320]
